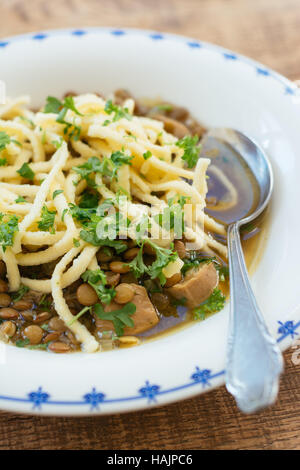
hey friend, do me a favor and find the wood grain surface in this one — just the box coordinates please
[0,0,300,450]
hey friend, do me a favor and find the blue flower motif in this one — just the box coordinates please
[191,367,212,387]
[278,321,298,339]
[32,33,47,41]
[187,41,202,49]
[285,86,296,95]
[0,41,9,48]
[223,52,237,60]
[72,30,87,36]
[150,33,164,40]
[256,67,270,76]
[83,388,105,410]
[28,387,50,409]
[111,30,125,36]
[139,381,160,403]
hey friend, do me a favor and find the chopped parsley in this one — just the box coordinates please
[143,150,152,160]
[104,100,132,124]
[0,158,7,166]
[16,338,30,348]
[82,269,116,305]
[61,208,68,222]
[73,152,133,187]
[52,139,63,149]
[37,205,56,234]
[217,265,229,282]
[73,238,80,247]
[78,190,99,208]
[52,189,63,199]
[94,302,136,337]
[0,131,21,152]
[37,294,52,311]
[43,95,82,140]
[16,338,49,350]
[193,288,226,320]
[154,103,173,112]
[181,256,215,276]
[17,162,35,180]
[68,306,92,326]
[176,135,201,168]
[127,239,178,286]
[15,196,26,204]
[0,213,19,252]
[11,285,29,302]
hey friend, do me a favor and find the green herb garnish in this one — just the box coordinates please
[127,239,178,286]
[104,100,132,123]
[52,189,63,199]
[0,213,19,252]
[176,135,201,168]
[15,196,26,204]
[94,302,136,337]
[0,131,21,152]
[12,285,29,302]
[73,152,133,187]
[193,288,225,320]
[82,269,116,305]
[17,162,35,180]
[44,96,82,140]
[143,150,152,160]
[37,205,56,233]
[73,238,80,247]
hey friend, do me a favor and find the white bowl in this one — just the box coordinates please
[0,27,299,415]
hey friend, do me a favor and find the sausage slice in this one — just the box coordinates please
[95,285,159,335]
[167,262,218,308]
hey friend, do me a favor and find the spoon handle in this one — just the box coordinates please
[226,222,283,413]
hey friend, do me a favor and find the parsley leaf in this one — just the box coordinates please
[0,131,21,152]
[193,288,225,320]
[12,285,29,302]
[94,302,136,337]
[16,338,30,348]
[37,205,56,233]
[78,190,99,208]
[176,135,201,168]
[104,100,132,123]
[17,162,35,180]
[0,213,19,252]
[143,150,152,160]
[51,139,63,149]
[44,96,63,114]
[73,238,80,247]
[79,228,127,254]
[127,240,178,285]
[69,203,96,223]
[52,189,63,199]
[44,96,82,140]
[82,269,116,305]
[181,257,215,276]
[15,196,26,203]
[0,158,7,166]
[216,265,229,282]
[73,152,133,187]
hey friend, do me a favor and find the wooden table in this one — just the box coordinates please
[0,0,300,450]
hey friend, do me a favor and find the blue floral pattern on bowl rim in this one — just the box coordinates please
[0,27,299,411]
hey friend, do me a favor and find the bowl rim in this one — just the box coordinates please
[0,26,299,415]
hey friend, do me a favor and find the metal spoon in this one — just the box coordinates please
[201,128,283,413]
